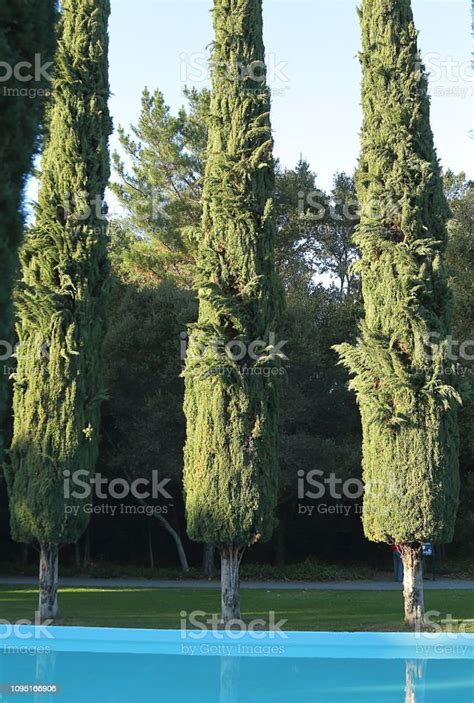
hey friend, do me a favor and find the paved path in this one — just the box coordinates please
[1,576,472,591]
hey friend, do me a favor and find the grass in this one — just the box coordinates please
[0,586,472,632]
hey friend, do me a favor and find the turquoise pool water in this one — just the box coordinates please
[0,629,472,702]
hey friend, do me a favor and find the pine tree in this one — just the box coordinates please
[111,86,210,288]
[6,0,112,619]
[335,0,461,625]
[0,0,56,425]
[183,0,283,623]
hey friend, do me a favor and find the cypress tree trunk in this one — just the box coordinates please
[335,0,460,625]
[220,545,245,623]
[400,543,425,626]
[183,0,283,626]
[6,0,112,616]
[0,1,56,422]
[38,542,58,620]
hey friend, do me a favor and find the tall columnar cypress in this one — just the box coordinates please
[0,0,56,425]
[6,0,112,619]
[336,0,460,625]
[183,0,283,623]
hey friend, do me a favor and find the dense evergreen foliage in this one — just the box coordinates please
[0,1,470,597]
[335,0,461,622]
[182,0,283,619]
[445,174,474,549]
[6,0,112,616]
[111,87,210,287]
[0,0,56,424]
[101,278,197,571]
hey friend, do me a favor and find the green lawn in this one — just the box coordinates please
[0,586,472,632]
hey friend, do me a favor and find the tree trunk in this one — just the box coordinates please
[38,542,59,620]
[155,513,189,573]
[147,521,155,570]
[220,544,245,625]
[35,649,57,703]
[123,468,189,573]
[83,528,91,568]
[400,543,424,626]
[74,541,81,569]
[405,659,426,703]
[219,656,241,703]
[203,542,216,579]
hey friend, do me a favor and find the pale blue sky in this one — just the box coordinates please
[107,0,473,193]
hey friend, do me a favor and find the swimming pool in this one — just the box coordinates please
[0,628,472,702]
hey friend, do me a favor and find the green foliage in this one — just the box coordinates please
[6,0,112,545]
[444,173,474,548]
[335,0,460,545]
[445,173,474,357]
[240,559,373,582]
[110,85,358,297]
[318,173,360,295]
[275,162,360,294]
[0,0,56,424]
[110,87,210,287]
[183,0,284,546]
[280,286,362,492]
[273,158,320,288]
[102,279,197,487]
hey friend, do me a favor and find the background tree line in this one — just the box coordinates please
[0,85,472,577]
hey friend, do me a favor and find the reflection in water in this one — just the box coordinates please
[34,648,57,703]
[220,656,241,703]
[1,647,471,703]
[405,659,427,703]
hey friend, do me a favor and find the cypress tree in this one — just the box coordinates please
[335,0,461,625]
[0,0,56,424]
[183,0,283,623]
[6,0,112,619]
